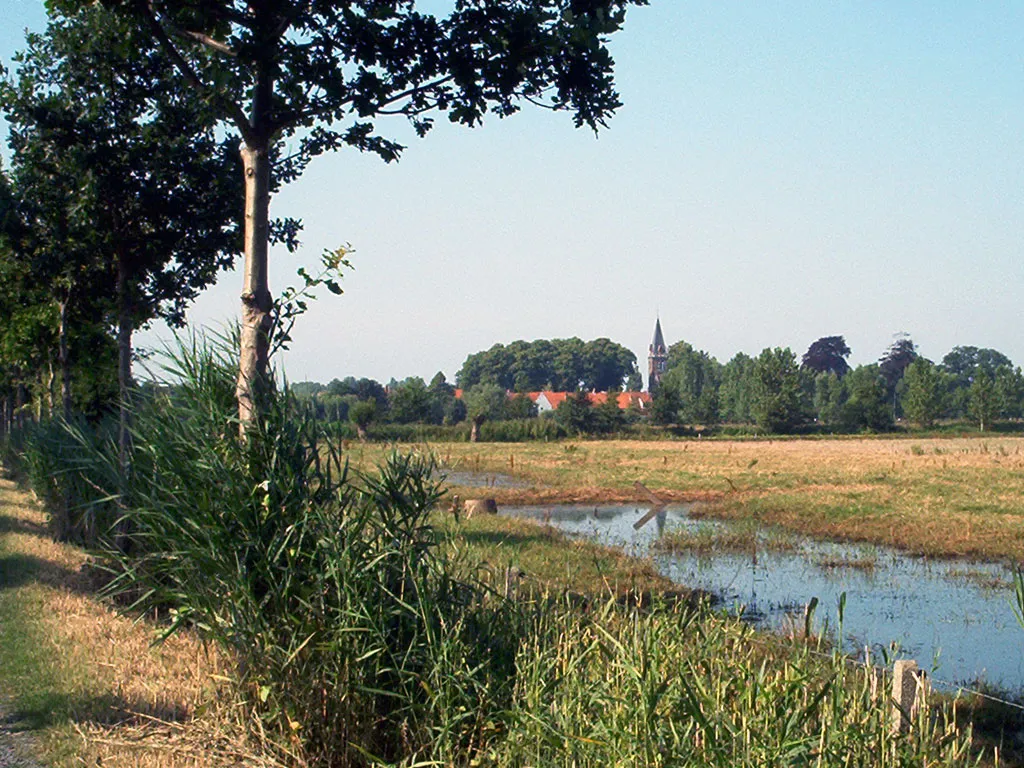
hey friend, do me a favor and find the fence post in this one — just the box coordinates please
[891,659,928,734]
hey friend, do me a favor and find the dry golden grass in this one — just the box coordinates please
[0,478,277,768]
[349,437,1024,561]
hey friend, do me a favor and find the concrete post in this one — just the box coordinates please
[891,660,927,734]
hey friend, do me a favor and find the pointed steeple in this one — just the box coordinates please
[651,317,666,353]
[648,317,668,393]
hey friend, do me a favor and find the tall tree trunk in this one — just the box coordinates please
[58,297,72,421]
[45,354,55,419]
[13,369,25,431]
[116,258,134,475]
[34,370,43,423]
[115,258,134,551]
[237,139,273,436]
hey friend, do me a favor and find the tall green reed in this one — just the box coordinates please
[93,334,525,765]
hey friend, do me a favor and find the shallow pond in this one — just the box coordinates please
[499,503,1024,690]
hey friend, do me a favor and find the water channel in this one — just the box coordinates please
[498,502,1024,691]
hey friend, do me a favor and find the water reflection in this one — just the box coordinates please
[499,503,1024,690]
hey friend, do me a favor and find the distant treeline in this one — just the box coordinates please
[654,336,1022,433]
[292,335,1024,439]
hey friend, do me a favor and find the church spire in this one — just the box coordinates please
[648,317,668,393]
[651,317,666,352]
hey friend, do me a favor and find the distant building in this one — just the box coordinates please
[528,390,651,414]
[648,317,668,394]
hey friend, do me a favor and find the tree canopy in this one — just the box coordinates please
[48,0,647,428]
[457,337,638,392]
[801,336,851,377]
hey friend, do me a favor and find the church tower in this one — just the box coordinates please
[648,317,668,394]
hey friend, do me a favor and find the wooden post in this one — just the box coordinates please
[891,660,927,734]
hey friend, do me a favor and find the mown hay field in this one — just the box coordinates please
[346,436,1024,561]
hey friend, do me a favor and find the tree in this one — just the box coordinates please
[3,6,240,459]
[503,393,538,420]
[650,382,682,426]
[879,334,917,388]
[719,352,757,423]
[348,399,376,441]
[941,346,1013,382]
[940,347,1015,419]
[968,370,1001,432]
[751,348,805,434]
[902,359,945,428]
[801,336,851,377]
[582,338,638,391]
[63,0,647,430]
[812,371,846,429]
[591,390,626,433]
[463,383,506,443]
[456,337,636,392]
[387,376,431,424]
[425,371,457,425]
[995,366,1024,420]
[550,338,586,391]
[553,389,593,435]
[663,341,721,425]
[841,365,892,432]
[879,334,918,419]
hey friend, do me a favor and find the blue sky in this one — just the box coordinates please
[4,2,1023,385]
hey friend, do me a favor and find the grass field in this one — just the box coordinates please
[7,431,1024,766]
[340,436,1024,562]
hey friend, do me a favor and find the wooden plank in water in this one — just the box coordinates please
[632,483,666,530]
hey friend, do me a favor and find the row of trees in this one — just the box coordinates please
[0,7,240,448]
[291,336,1021,439]
[456,338,642,393]
[654,336,1024,433]
[2,0,642,444]
[295,375,644,441]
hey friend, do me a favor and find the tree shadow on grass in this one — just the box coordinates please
[0,553,95,597]
[0,512,49,541]
[3,687,195,734]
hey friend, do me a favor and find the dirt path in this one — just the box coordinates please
[0,697,44,768]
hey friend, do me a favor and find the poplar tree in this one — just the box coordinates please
[3,6,241,455]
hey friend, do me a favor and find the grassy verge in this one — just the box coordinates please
[0,476,270,768]
[345,437,1024,561]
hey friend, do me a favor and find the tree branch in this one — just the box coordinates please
[176,29,237,58]
[139,1,253,143]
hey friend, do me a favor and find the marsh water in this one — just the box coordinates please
[442,470,531,489]
[499,503,1024,690]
